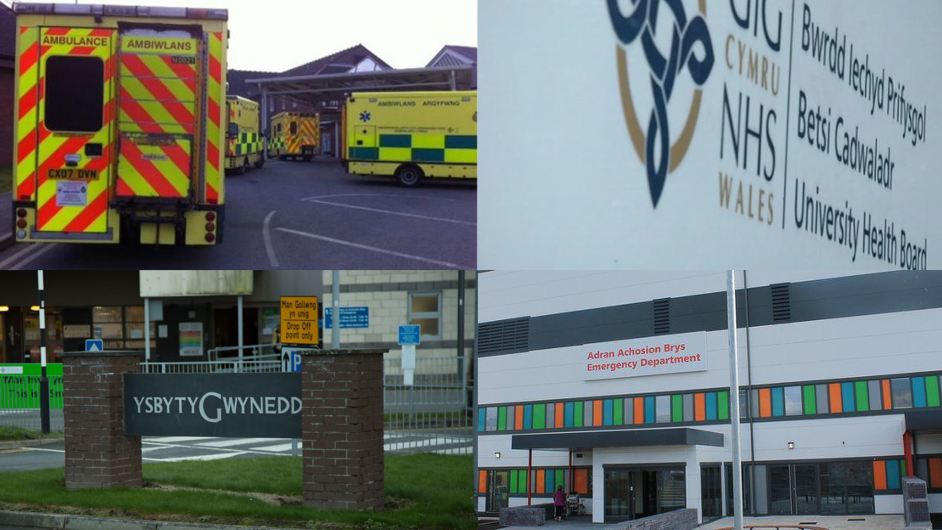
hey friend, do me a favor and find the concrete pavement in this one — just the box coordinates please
[0,160,476,269]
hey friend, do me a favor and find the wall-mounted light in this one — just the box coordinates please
[787,441,795,450]
[494,452,501,459]
[0,306,9,312]
[30,306,40,311]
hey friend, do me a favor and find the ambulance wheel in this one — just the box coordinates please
[303,155,313,162]
[396,165,423,187]
[236,159,248,175]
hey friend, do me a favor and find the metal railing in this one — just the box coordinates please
[383,355,472,455]
[715,526,829,530]
[0,374,64,432]
[141,359,282,374]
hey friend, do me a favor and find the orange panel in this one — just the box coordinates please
[873,460,887,490]
[694,393,706,421]
[759,388,772,418]
[574,469,588,495]
[479,470,487,493]
[593,400,603,426]
[515,406,524,430]
[633,398,644,424]
[536,470,546,494]
[829,383,843,413]
[555,402,564,428]
[882,379,892,409]
[930,458,942,489]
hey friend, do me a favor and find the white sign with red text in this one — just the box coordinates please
[584,331,706,381]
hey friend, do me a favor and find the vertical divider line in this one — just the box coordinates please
[782,0,797,229]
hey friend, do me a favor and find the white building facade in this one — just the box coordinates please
[475,271,942,525]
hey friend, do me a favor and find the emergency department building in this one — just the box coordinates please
[475,271,942,525]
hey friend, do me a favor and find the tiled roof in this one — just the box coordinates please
[282,43,392,76]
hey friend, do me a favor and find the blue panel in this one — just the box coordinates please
[524,404,533,430]
[564,402,574,428]
[545,469,554,493]
[644,396,655,424]
[705,392,717,421]
[775,387,789,416]
[478,408,486,431]
[841,382,856,413]
[603,399,613,426]
[886,459,901,490]
[913,376,928,408]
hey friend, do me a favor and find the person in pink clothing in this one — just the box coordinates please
[553,485,566,521]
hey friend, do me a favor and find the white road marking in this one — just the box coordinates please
[139,440,291,457]
[22,447,64,453]
[305,199,476,226]
[0,243,41,269]
[276,227,464,268]
[146,436,220,443]
[196,437,285,448]
[144,451,248,462]
[250,442,294,452]
[301,193,457,202]
[0,234,11,247]
[262,210,279,268]
[12,243,56,270]
[383,436,460,452]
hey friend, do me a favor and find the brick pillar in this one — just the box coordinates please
[301,349,385,510]
[62,351,143,490]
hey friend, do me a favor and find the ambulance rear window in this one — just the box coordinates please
[45,56,104,133]
[290,122,297,135]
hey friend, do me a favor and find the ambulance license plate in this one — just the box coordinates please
[48,168,98,181]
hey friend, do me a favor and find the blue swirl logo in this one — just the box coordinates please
[608,0,715,207]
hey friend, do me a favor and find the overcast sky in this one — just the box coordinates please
[2,0,477,71]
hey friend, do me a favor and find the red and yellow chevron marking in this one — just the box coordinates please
[299,118,316,145]
[116,136,192,198]
[118,46,197,137]
[205,31,224,204]
[35,27,114,234]
[15,26,39,201]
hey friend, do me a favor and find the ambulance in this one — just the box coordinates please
[11,3,228,246]
[225,96,264,174]
[342,91,477,187]
[268,112,319,161]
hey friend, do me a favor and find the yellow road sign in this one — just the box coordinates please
[280,296,319,345]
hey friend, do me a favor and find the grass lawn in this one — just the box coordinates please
[0,167,10,195]
[0,454,474,530]
[0,426,64,441]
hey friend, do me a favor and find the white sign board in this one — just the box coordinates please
[140,271,253,297]
[0,367,24,375]
[179,322,203,357]
[56,181,87,207]
[479,0,942,269]
[583,331,707,381]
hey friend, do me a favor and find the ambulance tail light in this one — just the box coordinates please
[16,209,27,218]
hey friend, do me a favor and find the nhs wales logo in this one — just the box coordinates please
[607,0,714,207]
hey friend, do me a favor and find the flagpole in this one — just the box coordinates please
[727,270,744,530]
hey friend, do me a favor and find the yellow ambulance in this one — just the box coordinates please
[225,96,264,174]
[11,3,228,246]
[268,112,319,161]
[343,91,477,187]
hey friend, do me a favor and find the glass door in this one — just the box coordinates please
[769,465,792,515]
[486,471,510,513]
[794,464,819,515]
[701,465,722,522]
[604,469,632,521]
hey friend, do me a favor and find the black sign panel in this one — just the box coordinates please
[124,373,301,438]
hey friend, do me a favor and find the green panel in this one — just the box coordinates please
[613,400,623,425]
[412,148,445,162]
[379,134,412,148]
[348,147,378,160]
[510,470,518,494]
[555,469,564,489]
[803,385,817,415]
[498,406,507,431]
[445,135,477,149]
[574,401,583,427]
[533,403,546,429]
[717,391,729,420]
[927,376,941,407]
[0,364,63,376]
[855,381,869,411]
[901,458,907,477]
[0,373,64,410]
[672,394,683,422]
[519,469,528,493]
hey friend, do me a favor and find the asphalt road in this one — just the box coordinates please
[0,432,472,471]
[0,159,476,269]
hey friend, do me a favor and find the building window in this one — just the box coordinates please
[891,378,913,409]
[784,386,802,416]
[92,306,153,350]
[655,395,671,423]
[409,292,442,339]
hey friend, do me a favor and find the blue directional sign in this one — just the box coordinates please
[324,307,370,329]
[398,325,421,345]
[282,348,304,373]
[85,339,104,352]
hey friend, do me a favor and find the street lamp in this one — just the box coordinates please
[37,271,50,434]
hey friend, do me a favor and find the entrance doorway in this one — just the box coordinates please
[603,467,685,522]
[486,470,510,513]
[701,464,722,522]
